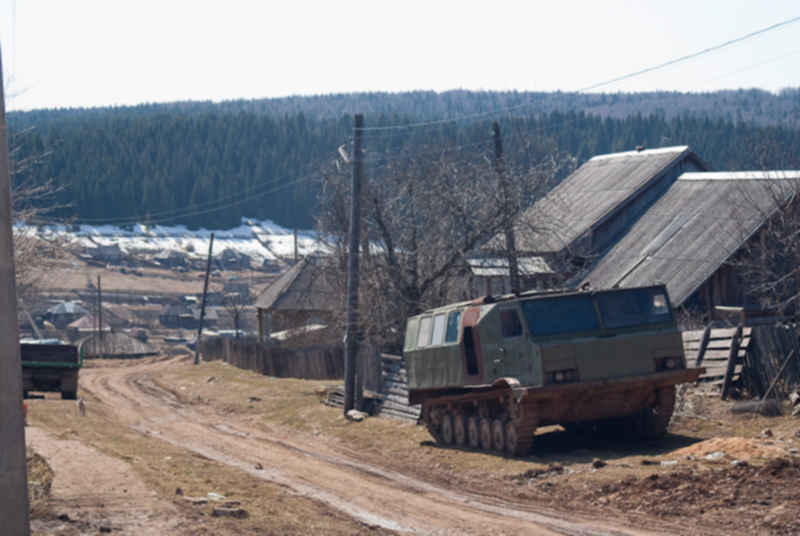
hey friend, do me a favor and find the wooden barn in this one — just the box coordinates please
[479,145,708,292]
[583,171,800,319]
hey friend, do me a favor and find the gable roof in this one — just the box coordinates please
[582,171,800,306]
[254,256,339,312]
[512,146,707,254]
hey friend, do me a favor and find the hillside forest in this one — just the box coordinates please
[8,89,800,230]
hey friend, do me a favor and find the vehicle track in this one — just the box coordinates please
[81,357,685,536]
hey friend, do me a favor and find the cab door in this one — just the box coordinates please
[461,306,483,384]
[496,306,538,383]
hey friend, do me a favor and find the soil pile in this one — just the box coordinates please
[587,457,800,535]
[671,437,788,461]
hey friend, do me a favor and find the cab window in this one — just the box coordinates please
[404,318,418,350]
[522,294,599,336]
[417,316,433,347]
[431,314,447,345]
[596,288,672,328]
[445,311,461,343]
[500,309,522,338]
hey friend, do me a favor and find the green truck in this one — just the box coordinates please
[403,285,702,456]
[21,341,82,400]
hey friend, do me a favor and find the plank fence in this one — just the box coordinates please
[200,336,344,380]
[682,324,800,399]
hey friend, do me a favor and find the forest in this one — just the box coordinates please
[8,89,800,230]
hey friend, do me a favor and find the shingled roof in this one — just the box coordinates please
[512,146,707,254]
[254,256,339,312]
[582,171,800,306]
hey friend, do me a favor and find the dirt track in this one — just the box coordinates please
[57,355,683,536]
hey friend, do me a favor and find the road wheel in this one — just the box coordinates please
[440,413,454,445]
[491,419,505,453]
[638,386,676,439]
[479,418,493,451]
[467,416,480,449]
[504,421,519,456]
[453,414,467,446]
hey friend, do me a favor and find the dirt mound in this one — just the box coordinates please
[671,436,788,460]
[587,457,800,535]
[27,448,54,506]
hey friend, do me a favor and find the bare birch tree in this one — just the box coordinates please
[317,140,567,351]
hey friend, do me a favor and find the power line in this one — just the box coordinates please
[356,14,800,133]
[36,167,325,226]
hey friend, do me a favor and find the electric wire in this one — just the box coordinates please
[30,15,800,226]
[356,14,800,132]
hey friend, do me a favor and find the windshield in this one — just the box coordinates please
[521,294,600,336]
[595,288,672,328]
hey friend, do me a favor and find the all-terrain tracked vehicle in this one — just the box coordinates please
[403,285,702,456]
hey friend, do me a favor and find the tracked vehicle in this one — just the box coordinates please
[403,285,702,456]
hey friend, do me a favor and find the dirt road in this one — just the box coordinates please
[27,427,186,535]
[62,355,677,536]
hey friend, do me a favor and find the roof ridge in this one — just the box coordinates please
[680,171,800,181]
[590,145,689,161]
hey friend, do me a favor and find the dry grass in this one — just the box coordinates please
[27,449,54,507]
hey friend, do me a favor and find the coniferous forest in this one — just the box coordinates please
[8,89,800,230]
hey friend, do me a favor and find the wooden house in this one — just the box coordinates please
[479,146,709,292]
[582,171,800,318]
[254,256,339,342]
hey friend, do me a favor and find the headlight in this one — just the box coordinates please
[554,371,565,383]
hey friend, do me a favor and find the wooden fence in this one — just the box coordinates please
[200,336,344,380]
[682,324,800,399]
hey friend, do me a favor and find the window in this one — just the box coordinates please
[596,288,672,328]
[445,311,461,343]
[417,316,433,347]
[431,314,447,345]
[522,295,599,336]
[404,318,418,350]
[500,309,523,338]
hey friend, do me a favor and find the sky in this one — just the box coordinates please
[1,0,799,111]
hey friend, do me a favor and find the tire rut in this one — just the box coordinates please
[81,357,680,536]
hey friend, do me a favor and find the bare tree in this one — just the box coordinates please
[726,175,800,317]
[8,129,69,305]
[222,292,249,337]
[317,139,566,351]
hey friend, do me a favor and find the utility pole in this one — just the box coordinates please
[493,121,520,295]
[0,44,32,536]
[344,114,364,413]
[293,228,298,263]
[97,275,103,339]
[195,232,214,365]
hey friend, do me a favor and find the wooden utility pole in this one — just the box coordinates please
[195,233,215,365]
[97,275,103,339]
[344,114,364,413]
[0,44,32,536]
[493,122,520,294]
[293,228,298,263]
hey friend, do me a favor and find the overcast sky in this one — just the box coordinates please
[2,0,799,111]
